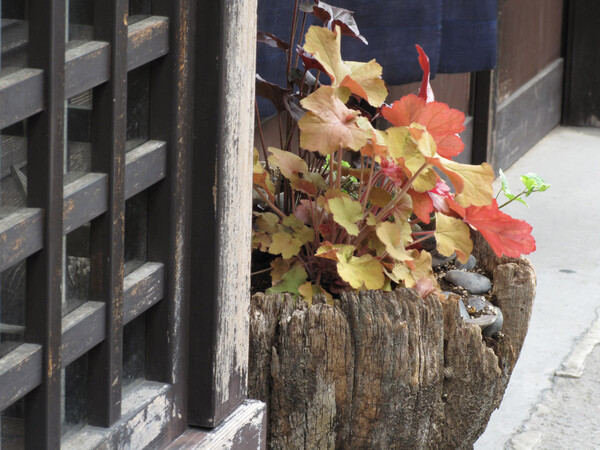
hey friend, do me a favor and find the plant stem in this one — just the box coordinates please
[254,187,286,219]
[295,12,307,68]
[376,162,429,221]
[254,101,271,172]
[251,267,272,276]
[337,147,343,191]
[498,188,529,208]
[286,0,300,85]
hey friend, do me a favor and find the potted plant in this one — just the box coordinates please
[249,2,543,447]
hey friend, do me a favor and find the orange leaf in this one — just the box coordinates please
[409,189,433,224]
[382,94,466,158]
[463,200,536,258]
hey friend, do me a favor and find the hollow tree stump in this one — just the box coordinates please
[249,246,536,449]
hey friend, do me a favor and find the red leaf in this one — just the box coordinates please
[463,200,536,258]
[255,74,291,114]
[257,31,290,51]
[297,45,326,72]
[416,45,434,102]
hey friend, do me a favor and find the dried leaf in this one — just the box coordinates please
[299,86,372,155]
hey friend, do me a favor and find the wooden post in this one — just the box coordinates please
[188,0,258,427]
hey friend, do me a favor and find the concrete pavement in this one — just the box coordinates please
[474,126,600,449]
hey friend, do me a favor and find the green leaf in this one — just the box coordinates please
[499,169,528,206]
[267,264,308,296]
[521,173,550,196]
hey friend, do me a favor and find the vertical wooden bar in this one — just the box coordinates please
[187,0,257,427]
[145,0,195,437]
[471,70,498,165]
[24,0,66,447]
[86,0,128,427]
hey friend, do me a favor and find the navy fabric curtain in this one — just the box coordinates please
[256,0,497,116]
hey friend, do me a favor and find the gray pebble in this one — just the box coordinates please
[458,298,471,320]
[455,254,477,270]
[446,270,492,294]
[482,308,503,337]
[467,295,489,312]
[431,250,456,268]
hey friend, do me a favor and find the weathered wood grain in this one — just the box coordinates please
[127,16,169,71]
[65,40,110,99]
[0,343,42,411]
[123,262,164,324]
[63,172,108,234]
[124,140,167,199]
[0,208,43,273]
[61,301,106,367]
[249,248,536,449]
[0,69,44,129]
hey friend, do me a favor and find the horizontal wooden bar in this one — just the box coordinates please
[65,40,110,99]
[0,208,43,273]
[63,173,108,234]
[0,69,44,129]
[61,301,106,367]
[123,262,165,325]
[0,343,43,411]
[127,16,169,71]
[124,140,167,199]
[57,262,164,366]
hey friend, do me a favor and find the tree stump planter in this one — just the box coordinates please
[248,237,536,449]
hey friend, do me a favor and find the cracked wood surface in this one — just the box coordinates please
[249,239,536,449]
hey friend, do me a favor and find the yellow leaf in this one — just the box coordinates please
[253,149,275,198]
[405,250,438,290]
[304,26,387,107]
[315,242,356,262]
[430,158,494,207]
[252,232,271,251]
[366,212,377,226]
[434,213,473,264]
[299,87,373,155]
[375,221,414,261]
[267,147,308,180]
[254,212,279,233]
[298,282,314,306]
[327,196,364,236]
[386,126,435,192]
[368,186,393,208]
[270,257,294,284]
[269,232,303,259]
[337,254,385,290]
[383,261,413,285]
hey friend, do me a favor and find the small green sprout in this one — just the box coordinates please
[498,169,550,208]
